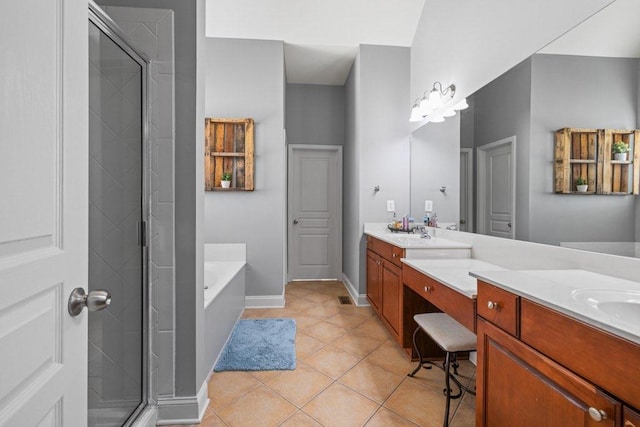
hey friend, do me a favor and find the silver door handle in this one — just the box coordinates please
[460,219,466,224]
[68,287,111,316]
[293,219,299,225]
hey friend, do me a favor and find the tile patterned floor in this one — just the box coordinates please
[188,281,475,427]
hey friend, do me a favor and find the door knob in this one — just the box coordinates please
[293,219,299,225]
[68,288,111,317]
[460,219,466,224]
[507,222,512,228]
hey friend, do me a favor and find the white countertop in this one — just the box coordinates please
[364,223,472,250]
[402,258,508,298]
[470,269,640,345]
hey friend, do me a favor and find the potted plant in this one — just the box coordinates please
[221,172,232,188]
[612,141,629,161]
[575,176,588,193]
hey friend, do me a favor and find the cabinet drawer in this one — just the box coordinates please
[403,265,476,332]
[367,236,404,267]
[477,280,519,336]
[521,299,640,411]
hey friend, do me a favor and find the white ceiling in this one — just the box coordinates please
[540,0,640,58]
[205,0,425,85]
[205,0,639,86]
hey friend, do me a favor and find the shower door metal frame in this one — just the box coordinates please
[88,2,152,425]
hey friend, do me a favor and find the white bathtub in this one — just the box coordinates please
[204,261,246,309]
[203,243,246,376]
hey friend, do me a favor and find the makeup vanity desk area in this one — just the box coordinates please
[364,231,506,358]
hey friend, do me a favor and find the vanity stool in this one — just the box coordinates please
[408,312,477,427]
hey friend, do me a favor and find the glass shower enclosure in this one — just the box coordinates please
[88,4,149,426]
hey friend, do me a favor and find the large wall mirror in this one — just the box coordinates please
[411,0,640,258]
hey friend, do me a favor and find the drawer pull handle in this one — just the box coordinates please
[588,407,607,422]
[487,301,499,310]
[392,253,398,257]
[424,286,432,292]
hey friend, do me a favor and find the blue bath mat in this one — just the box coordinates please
[214,318,296,372]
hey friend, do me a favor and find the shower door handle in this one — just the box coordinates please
[68,287,112,316]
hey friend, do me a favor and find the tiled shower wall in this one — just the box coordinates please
[104,6,176,402]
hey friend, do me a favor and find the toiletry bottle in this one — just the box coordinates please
[423,214,429,226]
[402,215,408,231]
[432,212,438,228]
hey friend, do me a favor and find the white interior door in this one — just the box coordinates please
[477,137,515,239]
[0,1,88,426]
[288,146,342,280]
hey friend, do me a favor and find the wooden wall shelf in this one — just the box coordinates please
[554,127,639,195]
[205,118,254,191]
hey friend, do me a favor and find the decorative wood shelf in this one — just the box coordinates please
[554,127,639,195]
[205,118,254,191]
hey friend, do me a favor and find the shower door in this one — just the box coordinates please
[88,8,148,426]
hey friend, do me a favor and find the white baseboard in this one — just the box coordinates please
[342,273,369,306]
[132,406,157,427]
[245,295,285,308]
[156,380,209,425]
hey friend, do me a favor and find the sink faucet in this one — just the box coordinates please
[415,225,431,239]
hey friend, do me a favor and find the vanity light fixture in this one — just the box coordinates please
[410,81,465,123]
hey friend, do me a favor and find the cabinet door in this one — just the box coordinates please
[382,261,401,336]
[477,318,620,427]
[625,406,640,427]
[366,250,382,312]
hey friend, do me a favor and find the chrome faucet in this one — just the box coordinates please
[414,225,431,239]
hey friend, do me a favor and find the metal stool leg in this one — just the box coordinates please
[408,326,432,377]
[443,351,453,427]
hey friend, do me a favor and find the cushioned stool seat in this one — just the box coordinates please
[408,313,476,427]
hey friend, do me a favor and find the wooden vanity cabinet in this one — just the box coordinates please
[625,407,640,427]
[366,237,404,343]
[477,280,640,426]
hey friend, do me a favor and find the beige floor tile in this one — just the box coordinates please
[207,371,261,410]
[295,332,325,360]
[351,317,393,341]
[199,407,226,427]
[290,314,323,331]
[285,297,317,313]
[301,292,336,304]
[284,286,313,298]
[331,333,383,358]
[266,362,333,407]
[384,380,447,427]
[339,360,404,404]
[259,308,300,318]
[451,402,475,427]
[325,312,368,330]
[304,345,361,379]
[405,361,449,393]
[365,340,415,377]
[302,382,379,427]
[250,369,282,383]
[304,320,349,344]
[215,385,296,427]
[365,407,419,427]
[241,308,266,318]
[301,304,341,319]
[279,411,322,427]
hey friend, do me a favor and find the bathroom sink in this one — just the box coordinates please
[571,289,640,327]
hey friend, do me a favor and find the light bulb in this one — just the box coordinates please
[427,89,443,108]
[430,113,445,123]
[443,108,456,117]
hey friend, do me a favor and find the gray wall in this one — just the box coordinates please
[343,45,410,296]
[410,116,461,223]
[529,54,638,245]
[204,38,286,299]
[286,84,344,146]
[471,58,532,241]
[98,0,206,400]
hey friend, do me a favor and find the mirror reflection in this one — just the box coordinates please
[411,0,640,258]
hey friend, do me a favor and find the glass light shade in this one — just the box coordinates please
[442,108,456,117]
[429,113,445,123]
[427,89,443,108]
[409,107,423,122]
[453,98,469,110]
[418,97,434,116]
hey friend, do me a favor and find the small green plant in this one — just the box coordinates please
[575,177,587,186]
[612,141,629,154]
[221,172,232,181]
